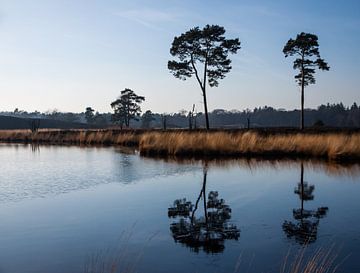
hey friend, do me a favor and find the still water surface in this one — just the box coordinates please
[0,144,359,273]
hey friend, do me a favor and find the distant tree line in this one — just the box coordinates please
[1,108,112,126]
[147,102,360,129]
[204,102,360,128]
[1,102,359,129]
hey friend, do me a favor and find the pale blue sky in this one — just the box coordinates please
[0,0,359,113]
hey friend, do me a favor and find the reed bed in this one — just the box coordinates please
[139,131,360,161]
[0,129,141,146]
[0,129,359,161]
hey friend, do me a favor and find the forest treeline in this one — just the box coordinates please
[1,102,359,129]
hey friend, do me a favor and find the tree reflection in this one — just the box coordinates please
[168,164,240,253]
[283,163,328,244]
[30,143,40,153]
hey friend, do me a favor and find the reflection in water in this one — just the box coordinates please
[30,143,40,153]
[283,163,329,244]
[168,164,240,253]
[0,144,203,203]
[113,153,201,185]
[155,156,360,178]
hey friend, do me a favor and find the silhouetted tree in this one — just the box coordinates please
[110,88,145,127]
[29,119,40,133]
[93,111,109,126]
[141,110,155,129]
[162,114,167,130]
[283,32,330,130]
[85,107,95,124]
[168,25,241,130]
[313,119,324,127]
[188,104,196,130]
[350,102,358,110]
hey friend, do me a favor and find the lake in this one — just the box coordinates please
[0,143,359,273]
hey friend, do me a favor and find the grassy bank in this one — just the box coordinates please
[0,129,360,161]
[139,130,360,161]
[0,129,142,146]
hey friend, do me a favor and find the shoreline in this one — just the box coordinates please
[0,128,360,162]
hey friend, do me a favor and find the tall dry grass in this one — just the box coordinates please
[281,244,347,273]
[0,129,141,146]
[1,129,360,160]
[139,131,360,160]
[232,245,344,273]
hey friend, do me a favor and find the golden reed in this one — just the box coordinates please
[139,131,360,160]
[0,129,141,146]
[0,129,359,160]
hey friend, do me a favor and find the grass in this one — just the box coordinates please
[280,245,348,273]
[0,128,360,161]
[83,241,346,273]
[0,129,141,146]
[232,243,346,273]
[139,130,360,161]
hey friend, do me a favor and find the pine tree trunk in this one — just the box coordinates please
[203,54,210,130]
[203,88,210,130]
[301,83,304,130]
[300,55,305,130]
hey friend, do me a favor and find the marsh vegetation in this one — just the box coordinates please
[1,129,359,161]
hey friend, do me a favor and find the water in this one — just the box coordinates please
[0,143,359,273]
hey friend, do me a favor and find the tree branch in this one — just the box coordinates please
[203,49,209,94]
[190,54,204,91]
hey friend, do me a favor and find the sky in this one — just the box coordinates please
[0,0,359,114]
